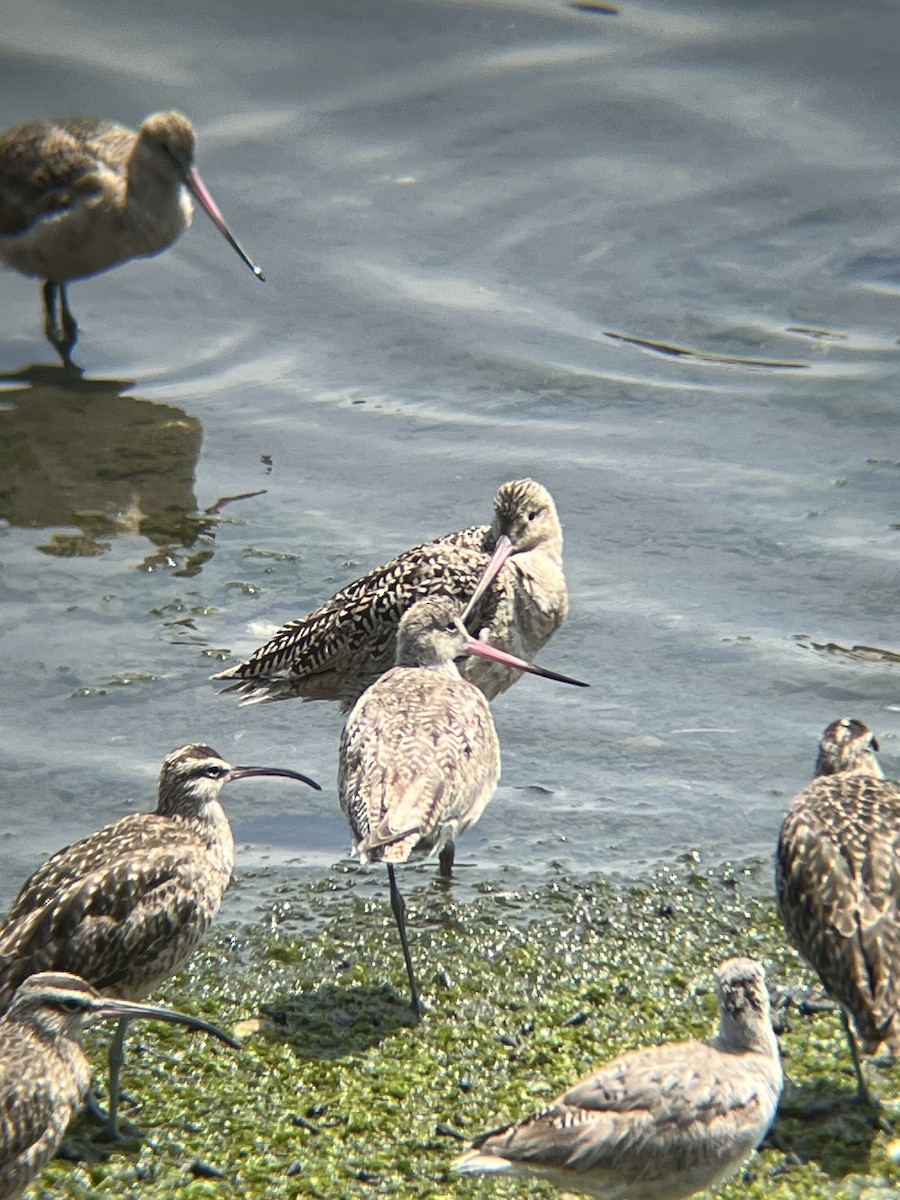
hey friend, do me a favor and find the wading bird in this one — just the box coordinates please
[215,478,569,709]
[0,110,264,365]
[0,972,237,1199]
[339,595,587,1013]
[454,958,782,1199]
[777,716,900,1117]
[0,744,318,1133]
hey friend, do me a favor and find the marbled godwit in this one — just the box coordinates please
[0,744,319,1134]
[0,110,264,365]
[454,957,782,1199]
[0,972,237,1200]
[215,478,569,710]
[777,716,900,1115]
[339,595,587,1013]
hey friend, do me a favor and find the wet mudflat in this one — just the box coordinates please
[32,865,900,1199]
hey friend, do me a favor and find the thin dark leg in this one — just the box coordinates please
[841,1009,891,1131]
[41,279,78,366]
[59,284,78,361]
[387,864,422,1015]
[438,841,455,879]
[105,1016,131,1137]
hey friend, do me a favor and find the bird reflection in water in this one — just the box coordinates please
[0,364,261,574]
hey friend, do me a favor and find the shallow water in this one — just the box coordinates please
[1,0,898,918]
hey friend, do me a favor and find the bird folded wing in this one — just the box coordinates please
[361,775,446,853]
[214,538,491,684]
[5,816,184,920]
[0,1073,58,1170]
[0,850,202,1006]
[779,796,900,1043]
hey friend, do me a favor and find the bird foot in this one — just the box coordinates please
[82,1088,142,1140]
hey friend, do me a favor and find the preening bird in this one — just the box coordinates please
[214,478,569,709]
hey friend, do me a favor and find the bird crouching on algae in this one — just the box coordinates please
[0,972,238,1200]
[777,716,900,1117]
[214,478,569,710]
[0,110,264,365]
[0,744,319,1135]
[340,595,588,1014]
[454,958,782,1200]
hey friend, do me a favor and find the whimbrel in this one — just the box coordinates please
[454,957,782,1199]
[214,478,569,710]
[0,972,237,1200]
[0,744,319,1133]
[0,111,264,365]
[777,716,900,1114]
[339,595,587,1013]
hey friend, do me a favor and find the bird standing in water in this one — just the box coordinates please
[0,972,238,1200]
[0,744,319,1134]
[0,110,264,365]
[339,595,587,1013]
[454,958,782,1199]
[777,716,900,1116]
[215,478,569,709]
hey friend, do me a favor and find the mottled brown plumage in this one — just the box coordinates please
[0,110,263,364]
[214,479,569,710]
[0,744,318,1132]
[777,717,900,1102]
[339,595,584,1012]
[454,958,782,1200]
[0,972,236,1199]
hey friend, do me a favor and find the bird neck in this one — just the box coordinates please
[159,798,234,859]
[813,753,884,780]
[713,1013,779,1060]
[125,146,191,243]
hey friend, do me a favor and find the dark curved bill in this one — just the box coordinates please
[460,534,514,626]
[92,998,240,1048]
[455,620,589,688]
[185,166,266,281]
[229,765,322,791]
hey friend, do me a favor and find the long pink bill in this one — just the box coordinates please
[228,765,322,791]
[455,619,589,689]
[92,997,240,1048]
[460,534,514,626]
[185,166,266,281]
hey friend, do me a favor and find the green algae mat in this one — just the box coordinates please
[33,860,900,1199]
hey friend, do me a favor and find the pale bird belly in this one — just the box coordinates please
[0,189,192,281]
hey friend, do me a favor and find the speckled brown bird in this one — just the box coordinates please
[214,478,569,710]
[339,595,587,1013]
[0,110,264,365]
[777,716,899,1110]
[454,958,782,1199]
[0,972,237,1199]
[0,744,319,1134]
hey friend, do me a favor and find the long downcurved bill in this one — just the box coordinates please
[455,618,588,688]
[185,166,266,281]
[460,534,514,626]
[228,765,322,791]
[91,997,240,1048]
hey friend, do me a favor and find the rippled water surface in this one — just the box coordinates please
[1,0,898,918]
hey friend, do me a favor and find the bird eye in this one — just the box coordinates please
[204,764,227,779]
[527,509,539,521]
[58,998,84,1014]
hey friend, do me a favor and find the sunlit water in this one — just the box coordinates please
[1,0,898,922]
